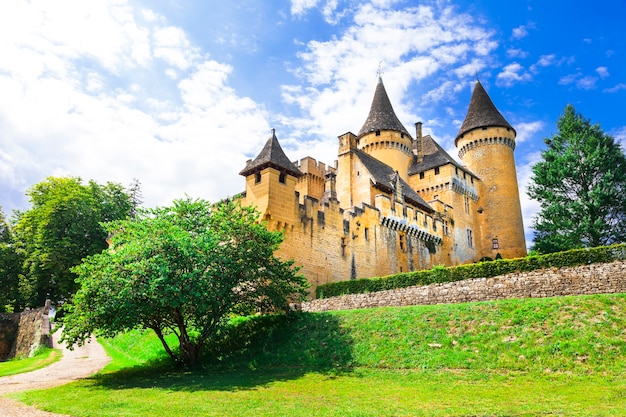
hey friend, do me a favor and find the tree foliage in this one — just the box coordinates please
[0,206,23,312]
[13,177,132,306]
[528,105,626,253]
[61,198,308,367]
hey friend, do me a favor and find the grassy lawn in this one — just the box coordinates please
[0,347,62,377]
[13,294,626,416]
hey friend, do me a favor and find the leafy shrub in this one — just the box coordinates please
[315,243,626,299]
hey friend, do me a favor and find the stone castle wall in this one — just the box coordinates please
[0,302,52,360]
[302,260,626,312]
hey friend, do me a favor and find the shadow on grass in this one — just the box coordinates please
[93,312,355,392]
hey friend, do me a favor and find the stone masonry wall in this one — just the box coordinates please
[0,301,52,360]
[0,314,20,361]
[302,260,626,312]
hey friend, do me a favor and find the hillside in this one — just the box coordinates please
[16,293,626,416]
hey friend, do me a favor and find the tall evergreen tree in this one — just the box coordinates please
[528,104,626,253]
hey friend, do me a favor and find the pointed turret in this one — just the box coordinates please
[358,77,411,138]
[240,129,303,178]
[455,80,526,260]
[355,78,413,179]
[455,80,515,145]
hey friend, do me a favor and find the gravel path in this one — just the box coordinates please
[0,331,111,417]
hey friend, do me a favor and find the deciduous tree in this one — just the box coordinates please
[528,105,626,253]
[61,198,307,367]
[14,177,132,306]
[0,206,23,311]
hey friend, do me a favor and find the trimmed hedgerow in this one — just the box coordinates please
[315,243,626,299]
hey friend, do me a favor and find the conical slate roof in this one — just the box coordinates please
[239,129,303,178]
[358,78,411,138]
[455,80,515,143]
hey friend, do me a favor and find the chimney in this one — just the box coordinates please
[323,171,337,202]
[415,122,423,163]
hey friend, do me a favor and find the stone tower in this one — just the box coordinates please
[356,77,413,180]
[239,129,303,228]
[455,80,527,258]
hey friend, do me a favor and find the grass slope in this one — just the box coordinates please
[0,347,62,377]
[14,294,626,416]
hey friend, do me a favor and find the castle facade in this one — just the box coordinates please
[239,79,526,289]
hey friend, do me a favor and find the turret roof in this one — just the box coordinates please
[358,77,411,138]
[239,129,303,178]
[455,80,515,143]
[409,135,473,176]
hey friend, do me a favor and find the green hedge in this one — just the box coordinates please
[315,243,626,299]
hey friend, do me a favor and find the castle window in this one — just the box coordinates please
[401,133,404,138]
[467,229,473,248]
[279,172,286,184]
[375,130,381,136]
[455,167,459,175]
[434,167,440,175]
[419,172,424,179]
[364,227,369,241]
[341,237,346,256]
[443,220,449,236]
[492,238,500,249]
[432,220,437,232]
[255,172,261,184]
[471,177,474,184]
[399,234,405,251]
[464,196,470,215]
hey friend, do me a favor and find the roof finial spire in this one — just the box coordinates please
[377,61,384,80]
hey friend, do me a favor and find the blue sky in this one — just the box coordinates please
[1,0,624,247]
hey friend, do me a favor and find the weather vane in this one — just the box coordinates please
[377,61,384,78]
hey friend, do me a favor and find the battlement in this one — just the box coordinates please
[294,156,336,178]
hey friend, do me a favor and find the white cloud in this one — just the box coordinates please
[511,26,528,39]
[496,62,532,87]
[604,83,626,93]
[283,2,498,154]
[576,76,597,90]
[515,120,544,144]
[529,54,556,73]
[507,48,528,59]
[0,0,271,214]
[596,66,609,78]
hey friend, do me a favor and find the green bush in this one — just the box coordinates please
[315,243,626,299]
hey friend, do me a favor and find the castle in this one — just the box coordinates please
[239,78,526,289]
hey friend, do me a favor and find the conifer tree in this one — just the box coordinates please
[528,104,626,253]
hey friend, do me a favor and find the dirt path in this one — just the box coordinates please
[0,331,111,417]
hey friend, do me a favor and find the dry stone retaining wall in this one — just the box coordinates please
[302,260,626,312]
[0,301,52,361]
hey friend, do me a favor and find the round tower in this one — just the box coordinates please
[357,77,413,179]
[455,80,527,259]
